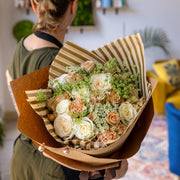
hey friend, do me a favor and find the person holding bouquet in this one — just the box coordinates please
[6,0,128,179]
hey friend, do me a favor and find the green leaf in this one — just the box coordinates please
[37,89,48,102]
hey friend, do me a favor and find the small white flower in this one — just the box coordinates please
[54,114,74,140]
[48,74,67,90]
[119,102,137,125]
[90,73,111,92]
[73,117,94,140]
[71,87,90,100]
[56,99,71,114]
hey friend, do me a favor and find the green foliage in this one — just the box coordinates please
[0,123,4,147]
[134,27,170,55]
[72,0,94,26]
[37,89,48,102]
[13,20,34,42]
[109,60,140,99]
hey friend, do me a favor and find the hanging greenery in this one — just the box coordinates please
[72,0,94,26]
[134,27,170,55]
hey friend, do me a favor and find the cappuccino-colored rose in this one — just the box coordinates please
[106,112,120,125]
[69,98,85,117]
[106,90,124,104]
[97,130,118,143]
[65,72,84,83]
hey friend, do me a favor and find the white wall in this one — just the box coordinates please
[1,0,180,113]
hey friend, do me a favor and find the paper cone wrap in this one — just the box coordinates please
[25,33,152,154]
[10,34,157,170]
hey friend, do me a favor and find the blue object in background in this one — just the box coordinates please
[122,0,126,6]
[166,103,180,176]
[101,0,112,8]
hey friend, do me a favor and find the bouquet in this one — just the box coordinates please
[34,58,145,150]
[11,34,155,169]
[23,34,154,159]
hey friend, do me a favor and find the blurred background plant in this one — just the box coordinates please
[72,0,94,26]
[134,27,171,70]
[13,20,34,42]
[134,27,170,55]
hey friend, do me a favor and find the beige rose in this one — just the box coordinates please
[73,117,94,140]
[56,99,71,114]
[54,114,74,140]
[119,102,137,125]
[90,73,111,92]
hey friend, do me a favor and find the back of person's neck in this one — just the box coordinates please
[35,28,65,45]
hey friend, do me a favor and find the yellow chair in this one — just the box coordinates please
[146,59,180,114]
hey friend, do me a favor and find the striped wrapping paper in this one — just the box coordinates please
[49,33,149,98]
[26,33,152,153]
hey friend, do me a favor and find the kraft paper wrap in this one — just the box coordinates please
[10,34,157,171]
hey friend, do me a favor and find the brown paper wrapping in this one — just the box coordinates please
[10,34,157,171]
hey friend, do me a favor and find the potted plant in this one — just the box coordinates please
[13,20,34,42]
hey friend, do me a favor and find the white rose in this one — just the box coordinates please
[56,99,71,114]
[119,102,137,124]
[71,87,90,100]
[54,114,74,140]
[90,73,111,92]
[48,74,67,90]
[74,117,94,140]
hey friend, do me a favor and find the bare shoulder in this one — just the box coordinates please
[23,34,59,51]
[23,34,37,51]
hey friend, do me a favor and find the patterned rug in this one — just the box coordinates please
[121,114,176,180]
